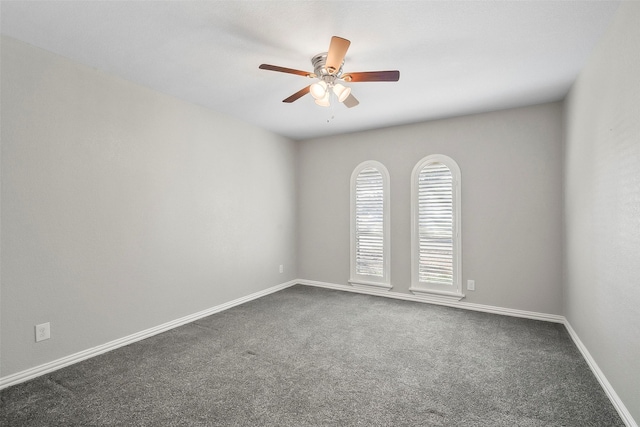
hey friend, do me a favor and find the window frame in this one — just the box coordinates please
[410,154,463,301]
[349,160,391,290]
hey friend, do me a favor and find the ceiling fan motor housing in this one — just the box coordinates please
[312,53,344,85]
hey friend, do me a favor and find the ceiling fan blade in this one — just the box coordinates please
[343,94,360,108]
[342,70,400,82]
[259,64,314,78]
[283,85,311,103]
[325,36,351,74]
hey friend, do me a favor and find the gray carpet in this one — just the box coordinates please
[0,285,624,426]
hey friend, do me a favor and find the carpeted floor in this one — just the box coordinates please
[0,285,624,426]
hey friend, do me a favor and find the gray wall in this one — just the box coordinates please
[564,1,640,421]
[298,103,564,314]
[1,37,298,377]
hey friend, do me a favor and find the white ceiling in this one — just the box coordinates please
[1,1,621,141]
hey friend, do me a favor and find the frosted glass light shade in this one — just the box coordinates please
[314,91,330,107]
[310,81,328,100]
[333,83,351,103]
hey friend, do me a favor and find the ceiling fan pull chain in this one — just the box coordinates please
[327,93,336,123]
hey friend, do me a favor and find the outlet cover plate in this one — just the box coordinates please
[35,322,51,342]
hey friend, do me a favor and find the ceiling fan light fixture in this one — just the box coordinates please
[314,91,330,107]
[310,81,328,100]
[333,83,351,103]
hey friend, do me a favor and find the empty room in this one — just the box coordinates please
[1,1,638,426]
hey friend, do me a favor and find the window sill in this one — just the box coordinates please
[408,287,465,302]
[349,280,392,291]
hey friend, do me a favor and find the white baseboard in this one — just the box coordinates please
[0,279,298,390]
[298,279,564,323]
[563,321,637,427]
[3,278,635,427]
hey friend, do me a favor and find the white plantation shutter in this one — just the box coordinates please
[355,167,384,277]
[418,163,453,285]
[350,161,390,289]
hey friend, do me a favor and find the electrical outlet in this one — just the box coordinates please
[35,322,51,342]
[467,280,475,291]
[279,264,284,274]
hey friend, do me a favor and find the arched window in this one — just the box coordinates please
[410,155,462,300]
[350,161,391,290]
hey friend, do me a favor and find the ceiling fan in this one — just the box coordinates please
[259,36,400,108]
